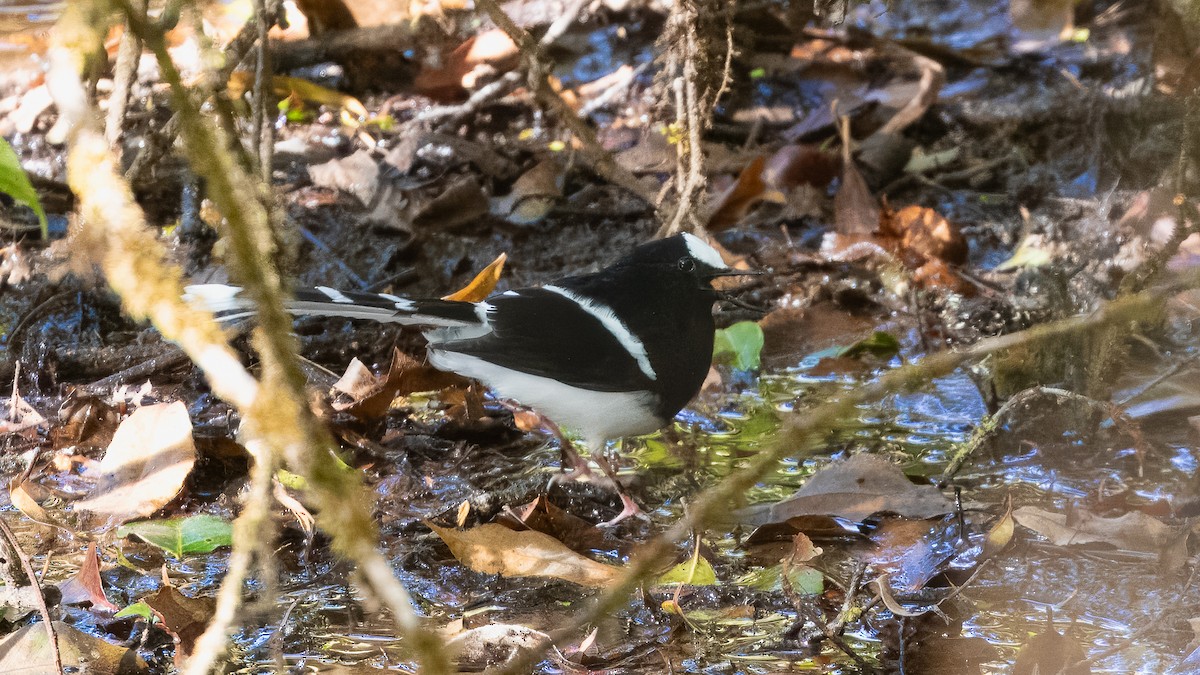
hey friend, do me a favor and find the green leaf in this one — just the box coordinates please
[657,555,717,586]
[713,321,764,371]
[837,331,900,359]
[117,514,233,559]
[113,601,154,621]
[0,137,47,238]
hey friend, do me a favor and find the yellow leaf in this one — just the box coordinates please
[227,72,369,120]
[442,253,507,302]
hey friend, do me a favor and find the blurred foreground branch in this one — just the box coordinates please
[49,2,450,673]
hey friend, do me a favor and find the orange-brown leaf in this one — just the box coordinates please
[707,156,768,231]
[443,252,507,302]
[882,204,968,265]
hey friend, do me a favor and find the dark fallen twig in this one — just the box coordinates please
[82,347,192,392]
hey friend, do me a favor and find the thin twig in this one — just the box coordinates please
[0,516,63,675]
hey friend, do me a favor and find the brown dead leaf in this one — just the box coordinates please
[763,144,841,191]
[428,521,622,587]
[1013,505,1174,552]
[0,393,46,436]
[413,176,490,231]
[9,478,77,533]
[881,204,968,265]
[414,29,519,99]
[706,156,769,231]
[75,402,196,528]
[307,149,381,206]
[491,159,564,225]
[443,252,507,302]
[499,496,611,554]
[332,349,470,419]
[57,543,119,612]
[736,454,952,527]
[869,514,965,591]
[0,621,149,674]
[833,119,880,236]
[143,586,217,669]
[911,258,976,294]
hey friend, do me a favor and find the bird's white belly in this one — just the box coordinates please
[427,350,665,448]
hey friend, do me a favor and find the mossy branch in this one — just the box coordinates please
[49,2,449,673]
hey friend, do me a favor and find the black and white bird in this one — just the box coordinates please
[185,233,745,522]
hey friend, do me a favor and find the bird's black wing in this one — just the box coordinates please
[428,288,655,393]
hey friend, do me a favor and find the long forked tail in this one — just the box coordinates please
[183,284,487,328]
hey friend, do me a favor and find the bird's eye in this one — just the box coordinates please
[677,257,695,272]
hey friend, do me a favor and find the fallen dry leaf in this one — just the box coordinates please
[414,29,520,99]
[881,204,968,265]
[443,252,507,302]
[75,401,197,528]
[833,119,880,236]
[307,149,381,206]
[736,454,952,527]
[491,159,564,225]
[143,586,217,669]
[0,621,149,674]
[1013,505,1174,552]
[498,496,612,555]
[332,349,471,419]
[57,543,119,613]
[706,155,769,230]
[764,143,841,191]
[413,176,490,231]
[428,521,622,587]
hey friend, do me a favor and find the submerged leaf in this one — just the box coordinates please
[0,621,149,674]
[736,455,952,526]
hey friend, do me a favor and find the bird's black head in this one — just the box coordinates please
[621,233,734,286]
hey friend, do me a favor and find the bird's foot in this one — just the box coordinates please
[596,492,647,527]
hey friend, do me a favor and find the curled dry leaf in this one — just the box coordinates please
[880,204,968,265]
[428,521,622,587]
[75,401,196,529]
[414,28,520,99]
[307,149,381,206]
[57,542,119,612]
[833,120,880,236]
[707,156,769,231]
[332,348,472,420]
